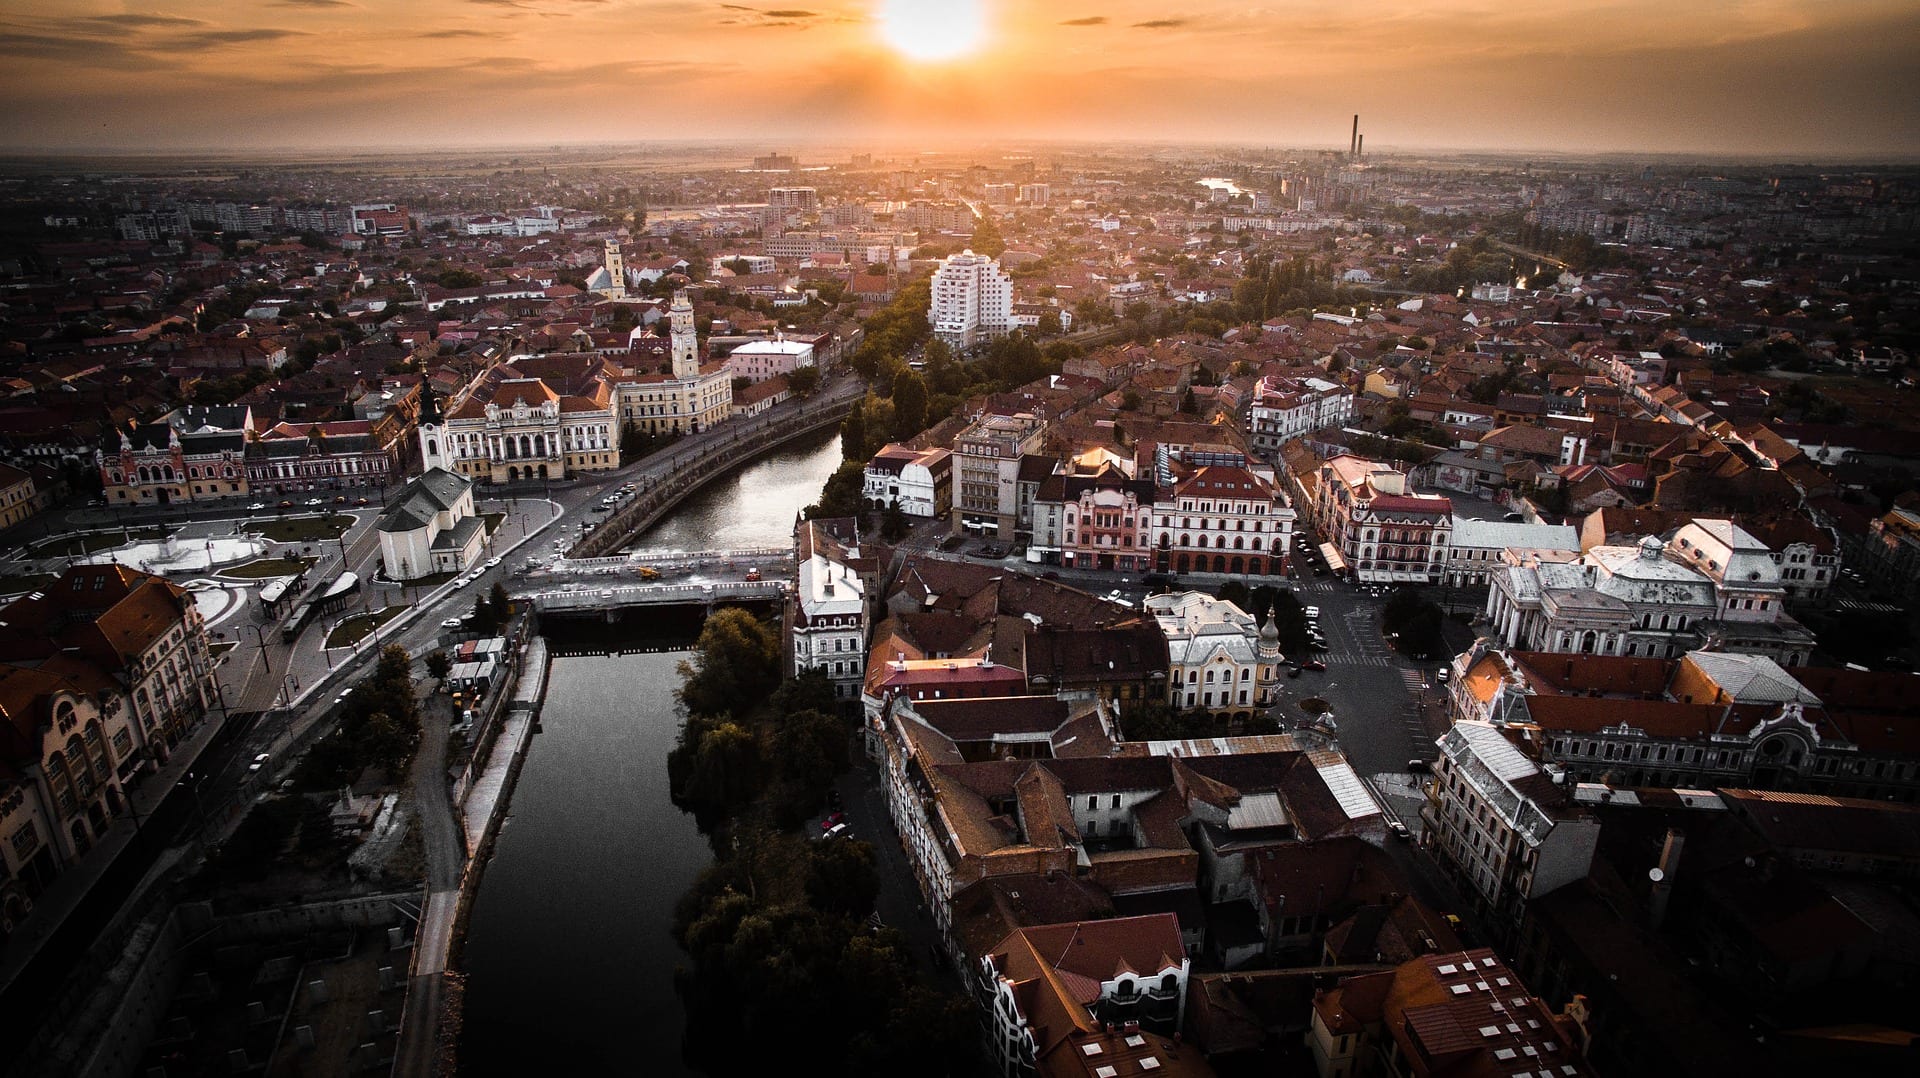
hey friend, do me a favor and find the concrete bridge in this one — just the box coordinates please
[517,577,789,616]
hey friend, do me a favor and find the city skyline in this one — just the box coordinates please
[1,0,1916,158]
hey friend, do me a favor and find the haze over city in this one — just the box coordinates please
[2,0,1917,157]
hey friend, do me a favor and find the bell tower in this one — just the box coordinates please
[670,288,699,379]
[418,388,451,472]
[602,238,626,301]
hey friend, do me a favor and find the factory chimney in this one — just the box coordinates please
[1357,134,1364,158]
[1350,115,1359,156]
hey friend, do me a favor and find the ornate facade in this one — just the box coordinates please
[438,354,622,484]
[99,405,253,505]
[613,289,733,436]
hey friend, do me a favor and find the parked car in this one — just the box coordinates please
[817,823,850,840]
[1302,658,1326,671]
[1387,820,1412,841]
[354,497,370,506]
[1407,758,1432,774]
[1436,666,1450,682]
[248,752,270,773]
[820,811,847,830]
[1305,606,1321,618]
[304,498,324,507]
[248,502,267,510]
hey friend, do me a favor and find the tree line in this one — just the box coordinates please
[664,609,980,1075]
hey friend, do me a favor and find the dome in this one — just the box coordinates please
[1260,606,1281,643]
[1638,535,1665,560]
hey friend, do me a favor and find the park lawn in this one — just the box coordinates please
[218,556,316,579]
[28,527,169,557]
[258,514,355,543]
[325,604,410,649]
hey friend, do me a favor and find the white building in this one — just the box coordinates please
[1148,461,1296,577]
[1421,721,1600,925]
[376,468,483,582]
[792,520,868,703]
[1145,591,1283,719]
[721,336,814,384]
[1484,534,1815,665]
[1248,374,1353,458]
[1017,183,1050,206]
[928,249,1013,349]
[862,443,951,517]
[767,186,818,213]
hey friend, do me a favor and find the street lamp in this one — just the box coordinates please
[248,621,273,674]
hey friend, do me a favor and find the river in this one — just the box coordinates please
[460,429,842,1076]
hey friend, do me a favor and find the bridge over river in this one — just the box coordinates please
[511,546,795,616]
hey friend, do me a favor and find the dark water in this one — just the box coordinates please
[460,430,841,1077]
[628,429,843,551]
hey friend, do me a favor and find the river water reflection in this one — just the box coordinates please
[460,430,841,1076]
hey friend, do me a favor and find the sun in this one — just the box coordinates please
[878,0,986,62]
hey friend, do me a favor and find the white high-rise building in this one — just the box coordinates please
[927,249,1013,349]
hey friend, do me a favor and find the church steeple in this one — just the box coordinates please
[418,388,451,472]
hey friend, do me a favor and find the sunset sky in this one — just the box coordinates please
[1,1,1915,157]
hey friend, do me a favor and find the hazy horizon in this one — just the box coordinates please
[3,1,1916,159]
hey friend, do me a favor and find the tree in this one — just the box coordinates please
[891,367,928,438]
[805,460,868,521]
[488,581,512,625]
[426,649,452,680]
[839,399,867,461]
[677,608,782,718]
[769,708,849,820]
[881,498,909,541]
[787,365,821,395]
[805,837,879,918]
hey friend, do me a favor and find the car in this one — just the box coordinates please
[817,823,850,841]
[1305,606,1321,618]
[592,504,612,513]
[248,752,270,773]
[1407,758,1432,774]
[441,618,464,629]
[1436,666,1451,682]
[277,500,294,509]
[451,576,471,590]
[1042,570,1059,579]
[744,567,761,581]
[1302,659,1327,671]
[1287,666,1303,678]
[1387,820,1412,841]
[305,498,324,507]
[248,502,267,510]
[820,811,847,830]
[599,588,614,598]
[638,566,661,581]
[333,495,348,504]
[354,497,369,506]
[485,556,503,569]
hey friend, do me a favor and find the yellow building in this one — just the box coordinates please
[0,462,37,531]
[613,288,732,436]
[436,354,623,484]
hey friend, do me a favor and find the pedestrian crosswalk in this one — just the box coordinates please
[1399,669,1429,692]
[1326,649,1395,669]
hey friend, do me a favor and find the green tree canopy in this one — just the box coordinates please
[678,608,783,718]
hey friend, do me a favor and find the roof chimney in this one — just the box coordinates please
[1648,827,1684,930]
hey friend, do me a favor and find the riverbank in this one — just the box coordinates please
[391,635,548,1078]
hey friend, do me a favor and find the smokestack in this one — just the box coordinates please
[1357,134,1364,158]
[1350,115,1359,156]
